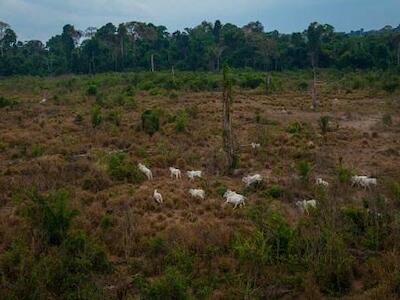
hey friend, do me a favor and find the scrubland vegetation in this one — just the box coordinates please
[0,67,399,299]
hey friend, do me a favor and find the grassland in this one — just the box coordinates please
[0,70,400,299]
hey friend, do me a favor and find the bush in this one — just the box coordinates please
[0,96,17,108]
[31,144,45,157]
[175,111,189,132]
[382,78,399,94]
[107,110,122,127]
[315,233,354,296]
[297,80,309,91]
[319,116,330,136]
[337,165,353,184]
[15,189,79,247]
[297,160,310,182]
[141,110,160,136]
[91,106,102,128]
[268,185,285,198]
[287,122,303,134]
[86,84,97,96]
[146,267,189,300]
[107,153,144,183]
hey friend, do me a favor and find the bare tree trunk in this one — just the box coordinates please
[120,37,124,70]
[266,74,271,95]
[222,65,236,171]
[150,54,155,72]
[171,66,175,84]
[312,65,317,111]
[397,43,400,66]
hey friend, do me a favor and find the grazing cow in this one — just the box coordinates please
[153,189,163,204]
[187,170,202,181]
[223,190,246,209]
[296,200,317,214]
[189,189,205,200]
[351,175,377,189]
[169,167,181,180]
[242,174,263,187]
[138,163,153,180]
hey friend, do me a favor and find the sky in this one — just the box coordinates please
[0,0,399,41]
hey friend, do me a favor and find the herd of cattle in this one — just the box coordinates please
[137,163,377,212]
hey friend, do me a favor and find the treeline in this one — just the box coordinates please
[0,20,400,76]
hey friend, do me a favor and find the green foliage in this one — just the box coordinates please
[382,77,399,94]
[0,96,17,108]
[164,246,194,275]
[175,111,189,132]
[297,160,310,182]
[141,110,160,136]
[91,105,102,128]
[100,214,113,231]
[144,267,189,300]
[31,144,45,157]
[86,84,97,96]
[268,185,286,198]
[107,110,122,127]
[107,153,145,183]
[16,189,78,246]
[315,232,354,296]
[337,165,353,184]
[287,121,303,134]
[319,115,330,137]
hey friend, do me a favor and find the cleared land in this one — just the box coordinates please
[1,71,400,298]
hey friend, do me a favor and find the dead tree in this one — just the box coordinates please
[150,54,155,72]
[222,64,237,171]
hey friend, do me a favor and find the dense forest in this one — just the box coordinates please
[0,20,400,76]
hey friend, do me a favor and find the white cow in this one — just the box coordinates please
[189,189,205,200]
[351,175,377,189]
[242,174,263,187]
[296,200,317,214]
[169,167,181,180]
[138,163,153,180]
[187,170,202,181]
[251,143,261,149]
[153,189,163,204]
[223,190,246,209]
[316,178,329,187]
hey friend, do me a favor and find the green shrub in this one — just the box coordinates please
[337,165,353,184]
[164,246,194,275]
[91,106,102,128]
[145,267,189,300]
[297,80,309,91]
[15,189,79,246]
[107,110,122,127]
[287,122,303,134]
[141,110,160,136]
[315,233,354,296]
[297,160,310,182]
[100,214,113,231]
[268,185,285,198]
[86,84,97,96]
[319,115,330,137]
[0,96,17,108]
[175,111,189,133]
[107,153,144,183]
[31,144,45,157]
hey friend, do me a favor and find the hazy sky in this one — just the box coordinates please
[1,0,399,41]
